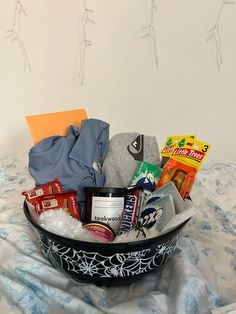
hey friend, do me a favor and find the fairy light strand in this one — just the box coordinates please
[206,0,233,70]
[76,0,94,85]
[142,0,158,69]
[4,1,31,72]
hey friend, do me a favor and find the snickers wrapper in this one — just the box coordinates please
[119,195,138,235]
[119,186,143,234]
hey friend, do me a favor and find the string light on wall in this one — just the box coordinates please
[4,1,31,72]
[75,0,95,85]
[206,0,234,70]
[142,0,158,69]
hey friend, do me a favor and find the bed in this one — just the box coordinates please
[0,157,235,314]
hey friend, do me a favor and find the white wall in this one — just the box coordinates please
[0,0,235,163]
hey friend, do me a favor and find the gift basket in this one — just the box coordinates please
[23,201,189,286]
[22,112,210,286]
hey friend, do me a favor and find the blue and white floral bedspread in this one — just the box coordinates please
[0,157,235,314]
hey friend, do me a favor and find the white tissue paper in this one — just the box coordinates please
[39,209,108,243]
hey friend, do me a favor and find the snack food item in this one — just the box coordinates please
[84,187,126,234]
[22,179,63,206]
[126,186,144,221]
[130,161,162,193]
[83,222,116,242]
[119,195,137,234]
[157,140,211,198]
[35,191,80,220]
[119,186,143,235]
[160,135,196,168]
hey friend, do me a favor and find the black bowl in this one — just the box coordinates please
[23,202,189,286]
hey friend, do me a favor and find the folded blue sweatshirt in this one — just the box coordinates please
[28,119,109,220]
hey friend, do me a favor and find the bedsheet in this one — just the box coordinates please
[0,157,235,314]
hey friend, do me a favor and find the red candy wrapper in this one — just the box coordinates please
[35,192,80,220]
[22,179,63,206]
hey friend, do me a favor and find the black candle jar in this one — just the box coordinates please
[84,187,127,234]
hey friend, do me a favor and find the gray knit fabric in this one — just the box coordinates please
[102,133,161,187]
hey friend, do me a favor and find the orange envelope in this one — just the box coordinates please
[26,108,87,144]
